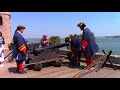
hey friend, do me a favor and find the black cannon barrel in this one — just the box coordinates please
[50,43,69,48]
[35,43,69,52]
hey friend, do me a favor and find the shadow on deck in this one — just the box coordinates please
[62,61,85,69]
[8,67,18,74]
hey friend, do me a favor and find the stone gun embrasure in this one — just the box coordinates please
[25,43,69,71]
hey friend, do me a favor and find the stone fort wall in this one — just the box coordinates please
[0,12,12,49]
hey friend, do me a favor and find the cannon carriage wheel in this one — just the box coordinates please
[54,59,63,67]
[24,58,64,71]
[34,62,43,71]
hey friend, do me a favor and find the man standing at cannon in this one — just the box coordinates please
[12,25,27,74]
[77,22,99,66]
[65,37,82,65]
[40,35,49,48]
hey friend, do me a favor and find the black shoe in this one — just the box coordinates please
[18,71,27,74]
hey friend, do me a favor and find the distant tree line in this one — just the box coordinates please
[49,36,61,45]
[69,32,96,40]
[48,32,96,45]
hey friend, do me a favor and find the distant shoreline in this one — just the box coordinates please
[105,36,120,38]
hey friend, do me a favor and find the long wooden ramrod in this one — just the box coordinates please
[4,51,12,59]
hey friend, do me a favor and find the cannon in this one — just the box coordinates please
[25,43,69,71]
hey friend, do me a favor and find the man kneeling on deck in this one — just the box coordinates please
[65,37,82,65]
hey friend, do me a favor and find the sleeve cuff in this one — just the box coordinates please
[82,40,88,47]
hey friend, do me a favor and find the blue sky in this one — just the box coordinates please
[11,12,120,38]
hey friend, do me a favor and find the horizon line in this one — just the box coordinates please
[25,36,106,39]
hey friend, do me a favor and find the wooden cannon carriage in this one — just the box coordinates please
[24,43,69,71]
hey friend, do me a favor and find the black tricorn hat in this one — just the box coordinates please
[77,22,86,27]
[42,35,47,37]
[17,25,26,30]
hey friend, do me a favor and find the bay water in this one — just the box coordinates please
[26,37,120,55]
